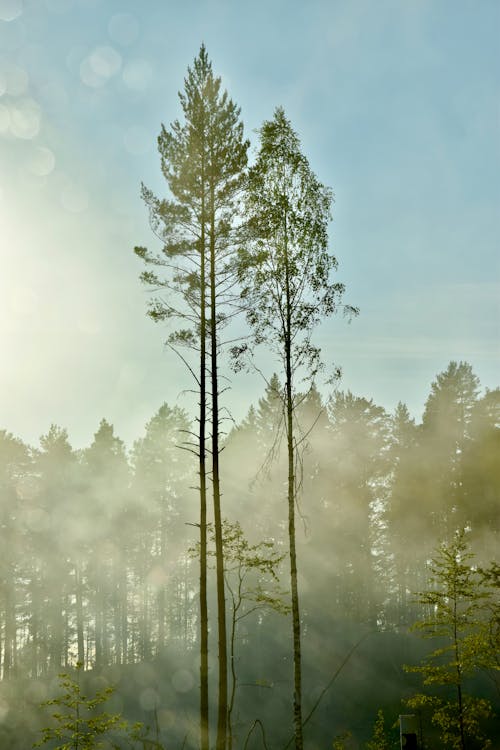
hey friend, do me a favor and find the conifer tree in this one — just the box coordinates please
[365,709,391,750]
[405,529,493,749]
[36,662,143,750]
[36,426,77,673]
[83,420,130,667]
[386,402,421,625]
[420,361,480,533]
[326,392,390,624]
[135,45,248,750]
[461,388,500,541]
[131,404,195,652]
[0,431,31,678]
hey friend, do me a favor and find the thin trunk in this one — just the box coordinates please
[284,226,303,750]
[227,576,242,750]
[211,195,228,750]
[75,564,85,666]
[157,586,166,654]
[183,559,189,646]
[454,597,466,750]
[102,578,110,665]
[0,610,3,679]
[158,512,167,652]
[121,568,128,663]
[113,564,122,665]
[141,574,149,661]
[457,682,465,750]
[64,592,70,667]
[3,579,14,679]
[95,578,102,669]
[49,589,63,672]
[228,610,237,750]
[199,167,210,750]
[31,572,39,678]
[85,627,91,670]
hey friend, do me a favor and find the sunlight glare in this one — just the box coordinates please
[0,0,22,22]
[9,97,41,139]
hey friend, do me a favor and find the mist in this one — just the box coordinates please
[0,360,498,747]
[1,3,499,747]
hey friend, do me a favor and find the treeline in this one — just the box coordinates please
[0,360,498,684]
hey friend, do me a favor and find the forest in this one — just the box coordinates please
[1,46,499,750]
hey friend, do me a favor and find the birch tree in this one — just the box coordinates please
[236,107,356,750]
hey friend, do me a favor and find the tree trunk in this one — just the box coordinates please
[3,577,15,679]
[95,577,102,669]
[49,581,63,673]
[158,510,167,653]
[454,602,466,750]
[120,567,128,664]
[227,575,242,750]
[211,202,228,750]
[30,571,39,678]
[75,564,85,666]
[140,572,150,661]
[199,174,210,750]
[285,231,303,750]
[113,561,122,665]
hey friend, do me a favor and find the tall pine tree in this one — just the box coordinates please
[135,46,248,750]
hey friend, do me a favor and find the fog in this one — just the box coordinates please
[0,360,498,747]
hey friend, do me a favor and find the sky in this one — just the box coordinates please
[0,0,498,450]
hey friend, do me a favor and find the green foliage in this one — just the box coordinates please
[405,529,494,749]
[406,694,492,750]
[0,356,498,747]
[326,391,392,624]
[135,43,249,340]
[236,103,358,750]
[35,662,143,750]
[461,389,500,534]
[365,709,392,750]
[219,518,290,747]
[420,361,481,534]
[332,730,353,750]
[476,561,500,686]
[422,361,480,438]
[236,106,356,380]
[217,518,290,618]
[191,518,289,617]
[191,519,289,749]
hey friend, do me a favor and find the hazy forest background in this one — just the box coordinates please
[1,4,499,750]
[1,357,499,748]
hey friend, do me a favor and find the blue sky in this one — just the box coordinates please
[0,0,498,448]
